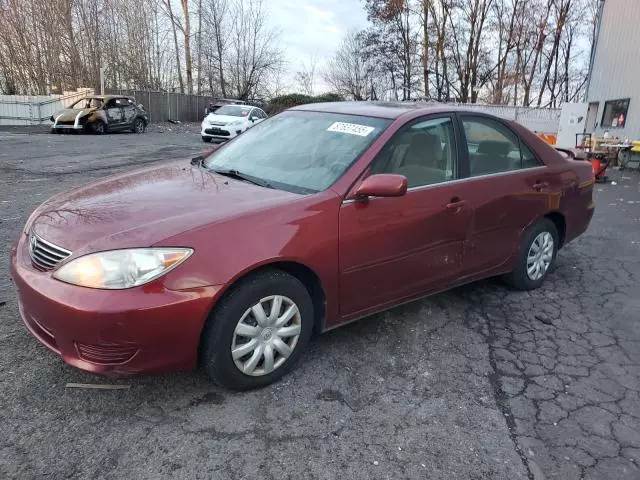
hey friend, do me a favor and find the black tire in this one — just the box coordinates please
[202,136,212,143]
[132,118,146,134]
[504,218,559,290]
[91,120,106,135]
[200,269,314,391]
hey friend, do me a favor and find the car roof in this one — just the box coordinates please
[290,101,457,119]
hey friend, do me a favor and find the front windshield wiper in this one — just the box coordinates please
[209,167,275,189]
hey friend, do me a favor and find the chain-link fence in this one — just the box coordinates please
[447,103,561,134]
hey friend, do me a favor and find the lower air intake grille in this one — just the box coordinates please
[75,342,139,365]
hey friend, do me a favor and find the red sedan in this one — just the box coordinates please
[10,103,595,390]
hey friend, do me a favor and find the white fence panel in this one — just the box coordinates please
[0,89,94,126]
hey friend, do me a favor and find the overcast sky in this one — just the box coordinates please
[268,0,369,93]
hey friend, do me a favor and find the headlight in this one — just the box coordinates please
[53,248,193,289]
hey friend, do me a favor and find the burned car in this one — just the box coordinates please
[50,95,148,134]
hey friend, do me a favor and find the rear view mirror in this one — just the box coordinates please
[355,174,407,199]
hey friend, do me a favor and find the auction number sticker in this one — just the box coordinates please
[327,122,375,136]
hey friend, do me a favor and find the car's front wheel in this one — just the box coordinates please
[202,136,212,143]
[504,218,559,290]
[200,270,313,390]
[132,118,146,134]
[91,120,106,135]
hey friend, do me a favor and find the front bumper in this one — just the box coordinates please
[10,233,219,376]
[200,123,243,140]
[51,124,84,130]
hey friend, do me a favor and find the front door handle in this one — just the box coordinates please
[446,198,466,210]
[532,181,549,191]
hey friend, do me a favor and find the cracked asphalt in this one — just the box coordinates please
[1,127,639,479]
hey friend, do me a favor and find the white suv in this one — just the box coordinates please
[201,105,268,143]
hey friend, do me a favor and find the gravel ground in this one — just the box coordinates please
[0,129,639,480]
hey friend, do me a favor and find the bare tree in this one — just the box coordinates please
[161,0,185,92]
[225,0,283,100]
[294,53,319,95]
[202,0,230,96]
[324,31,370,100]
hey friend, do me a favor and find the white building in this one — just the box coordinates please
[585,0,640,139]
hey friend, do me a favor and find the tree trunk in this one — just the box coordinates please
[165,0,184,93]
[180,0,193,94]
[422,0,429,98]
[197,0,202,94]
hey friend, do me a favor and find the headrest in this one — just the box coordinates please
[477,140,511,156]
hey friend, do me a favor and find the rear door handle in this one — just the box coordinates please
[532,181,549,191]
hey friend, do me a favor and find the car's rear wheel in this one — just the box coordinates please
[504,218,559,290]
[91,120,106,135]
[132,118,146,134]
[202,136,212,143]
[200,269,313,390]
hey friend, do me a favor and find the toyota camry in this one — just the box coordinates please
[11,102,594,390]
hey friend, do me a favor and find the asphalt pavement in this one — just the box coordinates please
[0,127,639,480]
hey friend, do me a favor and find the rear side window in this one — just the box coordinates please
[461,116,540,176]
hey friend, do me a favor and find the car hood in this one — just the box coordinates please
[53,107,95,122]
[203,114,247,125]
[29,160,299,255]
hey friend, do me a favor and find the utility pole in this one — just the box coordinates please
[100,66,106,95]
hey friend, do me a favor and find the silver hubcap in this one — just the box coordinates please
[136,121,144,132]
[527,232,554,280]
[231,295,301,377]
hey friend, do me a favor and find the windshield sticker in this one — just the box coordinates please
[327,122,375,137]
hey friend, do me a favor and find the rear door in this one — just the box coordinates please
[339,115,472,317]
[456,114,560,278]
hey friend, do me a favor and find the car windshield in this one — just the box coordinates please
[71,97,103,109]
[204,111,391,194]
[214,105,252,117]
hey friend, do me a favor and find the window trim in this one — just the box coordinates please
[456,113,544,176]
[600,98,630,129]
[363,113,462,188]
[342,166,548,204]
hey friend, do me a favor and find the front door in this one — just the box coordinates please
[104,98,125,128]
[121,98,137,126]
[339,115,471,318]
[585,102,599,134]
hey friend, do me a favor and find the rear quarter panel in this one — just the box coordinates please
[509,121,595,244]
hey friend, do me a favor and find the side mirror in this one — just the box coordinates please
[355,174,407,199]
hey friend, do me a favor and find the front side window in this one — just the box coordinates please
[601,98,629,128]
[369,116,457,188]
[72,97,103,109]
[462,116,539,176]
[204,111,391,193]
